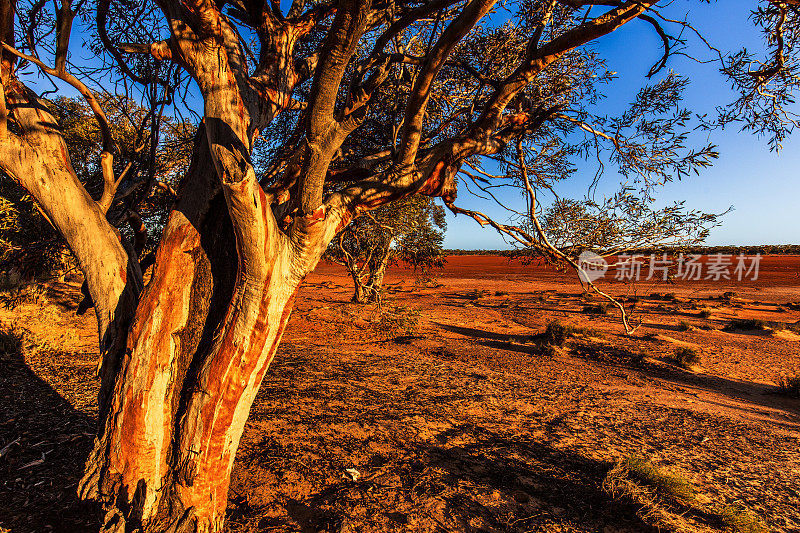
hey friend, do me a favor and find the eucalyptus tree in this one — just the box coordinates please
[0,0,774,531]
[326,195,446,302]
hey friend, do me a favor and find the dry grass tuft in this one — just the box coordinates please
[721,503,768,533]
[0,284,48,310]
[618,455,697,503]
[0,324,23,355]
[724,319,768,332]
[776,375,800,398]
[582,303,608,315]
[373,305,420,337]
[603,455,699,530]
[673,347,701,369]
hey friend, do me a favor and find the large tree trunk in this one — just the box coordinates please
[77,46,335,530]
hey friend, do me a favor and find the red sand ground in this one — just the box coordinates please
[1,255,799,532]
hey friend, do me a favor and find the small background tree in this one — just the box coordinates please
[326,196,446,303]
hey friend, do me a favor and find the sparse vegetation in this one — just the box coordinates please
[776,375,800,398]
[541,321,571,347]
[699,309,712,319]
[677,320,694,332]
[0,284,49,310]
[721,503,768,533]
[722,291,739,300]
[724,319,768,331]
[0,325,23,355]
[617,455,697,503]
[373,306,420,337]
[582,303,609,315]
[465,289,487,301]
[603,455,700,530]
[673,347,701,369]
[650,292,677,302]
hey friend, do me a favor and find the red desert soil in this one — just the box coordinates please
[1,255,799,532]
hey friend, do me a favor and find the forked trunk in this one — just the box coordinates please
[350,267,368,303]
[365,246,392,303]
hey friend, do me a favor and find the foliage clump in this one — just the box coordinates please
[721,503,768,533]
[373,305,420,338]
[327,196,446,303]
[776,375,800,398]
[672,347,701,369]
[606,455,697,505]
[0,181,67,280]
[582,303,608,315]
[724,319,768,332]
[0,325,23,356]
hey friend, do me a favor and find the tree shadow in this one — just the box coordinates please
[274,423,664,532]
[0,348,100,532]
[437,320,800,429]
[568,341,800,428]
[436,322,538,344]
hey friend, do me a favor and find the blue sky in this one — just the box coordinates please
[444,0,800,249]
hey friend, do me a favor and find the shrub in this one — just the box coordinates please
[582,303,608,315]
[650,292,676,301]
[465,288,486,301]
[539,343,560,357]
[0,284,48,309]
[722,291,738,300]
[721,503,768,533]
[776,375,800,398]
[374,305,420,337]
[620,455,697,503]
[673,347,700,369]
[494,290,508,296]
[606,455,697,504]
[542,321,571,347]
[724,319,767,331]
[698,309,712,319]
[0,325,23,355]
[677,320,693,332]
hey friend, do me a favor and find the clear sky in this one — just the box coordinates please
[443,0,800,250]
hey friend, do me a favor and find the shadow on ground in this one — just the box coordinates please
[0,348,100,533]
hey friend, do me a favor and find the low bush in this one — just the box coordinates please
[465,288,486,301]
[776,375,800,398]
[720,503,768,533]
[542,321,570,346]
[673,347,700,369]
[618,455,697,503]
[374,305,420,337]
[724,319,767,331]
[582,303,608,315]
[0,325,23,355]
